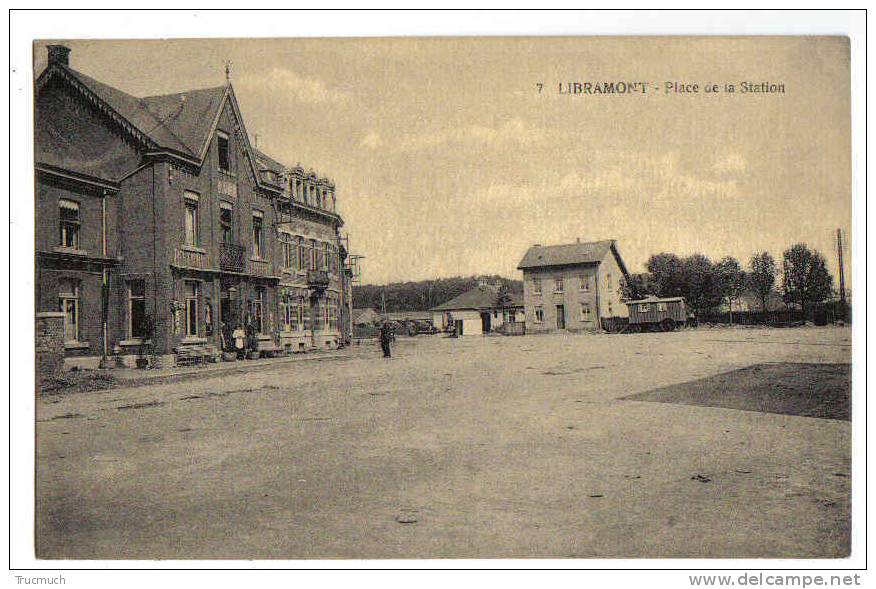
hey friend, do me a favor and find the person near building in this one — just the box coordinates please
[379,321,394,358]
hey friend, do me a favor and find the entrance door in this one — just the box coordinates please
[556,304,566,330]
[455,319,464,336]
[480,312,491,333]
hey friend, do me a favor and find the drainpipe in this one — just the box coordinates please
[100,190,109,367]
[594,265,602,331]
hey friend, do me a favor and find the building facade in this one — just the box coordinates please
[431,282,524,336]
[517,240,630,333]
[35,45,354,368]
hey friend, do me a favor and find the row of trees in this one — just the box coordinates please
[620,243,835,320]
[353,275,523,313]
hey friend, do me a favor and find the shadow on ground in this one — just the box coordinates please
[624,363,850,421]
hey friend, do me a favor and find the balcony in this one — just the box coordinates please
[220,243,246,273]
[248,257,272,277]
[174,247,207,270]
[307,269,330,290]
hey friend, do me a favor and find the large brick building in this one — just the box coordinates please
[35,45,354,368]
[517,239,630,333]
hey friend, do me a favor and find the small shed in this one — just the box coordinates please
[352,308,380,327]
[626,296,687,331]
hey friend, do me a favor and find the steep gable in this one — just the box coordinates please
[35,74,144,181]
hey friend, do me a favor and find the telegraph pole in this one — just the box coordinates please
[836,228,847,320]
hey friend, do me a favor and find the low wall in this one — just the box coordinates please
[36,312,65,386]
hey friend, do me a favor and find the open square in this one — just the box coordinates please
[36,326,851,559]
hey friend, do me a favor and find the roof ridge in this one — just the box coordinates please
[140,84,227,101]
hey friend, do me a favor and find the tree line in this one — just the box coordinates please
[620,243,836,320]
[353,275,524,313]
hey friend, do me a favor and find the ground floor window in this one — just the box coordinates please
[326,293,339,330]
[184,281,199,337]
[128,279,147,338]
[58,278,79,341]
[303,296,312,331]
[580,302,592,321]
[312,297,323,330]
[534,306,544,323]
[280,289,305,331]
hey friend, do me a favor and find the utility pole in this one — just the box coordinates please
[837,228,847,320]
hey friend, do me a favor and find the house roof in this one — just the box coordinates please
[431,285,523,312]
[253,148,287,174]
[62,67,228,158]
[517,240,617,270]
[626,296,686,305]
[352,308,378,323]
[139,85,229,156]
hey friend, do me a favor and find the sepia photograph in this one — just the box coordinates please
[12,9,864,572]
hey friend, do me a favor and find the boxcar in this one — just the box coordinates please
[625,297,687,332]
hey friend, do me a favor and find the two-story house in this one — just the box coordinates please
[517,239,631,333]
[35,44,351,368]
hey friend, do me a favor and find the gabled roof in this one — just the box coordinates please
[139,85,228,156]
[37,63,252,170]
[352,308,379,323]
[517,240,616,270]
[431,285,522,312]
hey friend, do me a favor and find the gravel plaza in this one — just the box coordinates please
[36,326,851,559]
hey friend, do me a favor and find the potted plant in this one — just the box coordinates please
[136,314,155,369]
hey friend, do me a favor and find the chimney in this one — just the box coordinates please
[47,44,71,67]
[576,237,581,244]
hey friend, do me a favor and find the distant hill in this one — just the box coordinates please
[353,275,523,313]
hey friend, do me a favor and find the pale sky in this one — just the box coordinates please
[35,37,851,286]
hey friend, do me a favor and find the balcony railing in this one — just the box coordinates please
[307,269,330,290]
[220,243,246,273]
[248,257,272,277]
[174,247,207,269]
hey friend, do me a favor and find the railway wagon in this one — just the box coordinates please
[625,296,687,332]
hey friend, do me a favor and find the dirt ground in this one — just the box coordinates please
[35,326,852,559]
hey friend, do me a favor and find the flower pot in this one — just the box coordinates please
[247,351,261,360]
[135,358,149,369]
[222,352,238,362]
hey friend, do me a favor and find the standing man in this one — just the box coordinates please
[379,321,394,358]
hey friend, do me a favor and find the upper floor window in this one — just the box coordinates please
[323,243,331,272]
[217,131,231,174]
[59,199,80,249]
[309,239,318,270]
[252,210,264,258]
[58,278,79,342]
[657,302,667,312]
[639,303,649,312]
[605,273,613,290]
[219,202,233,244]
[297,236,306,271]
[532,278,542,295]
[579,274,590,291]
[184,192,199,247]
[554,277,564,293]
